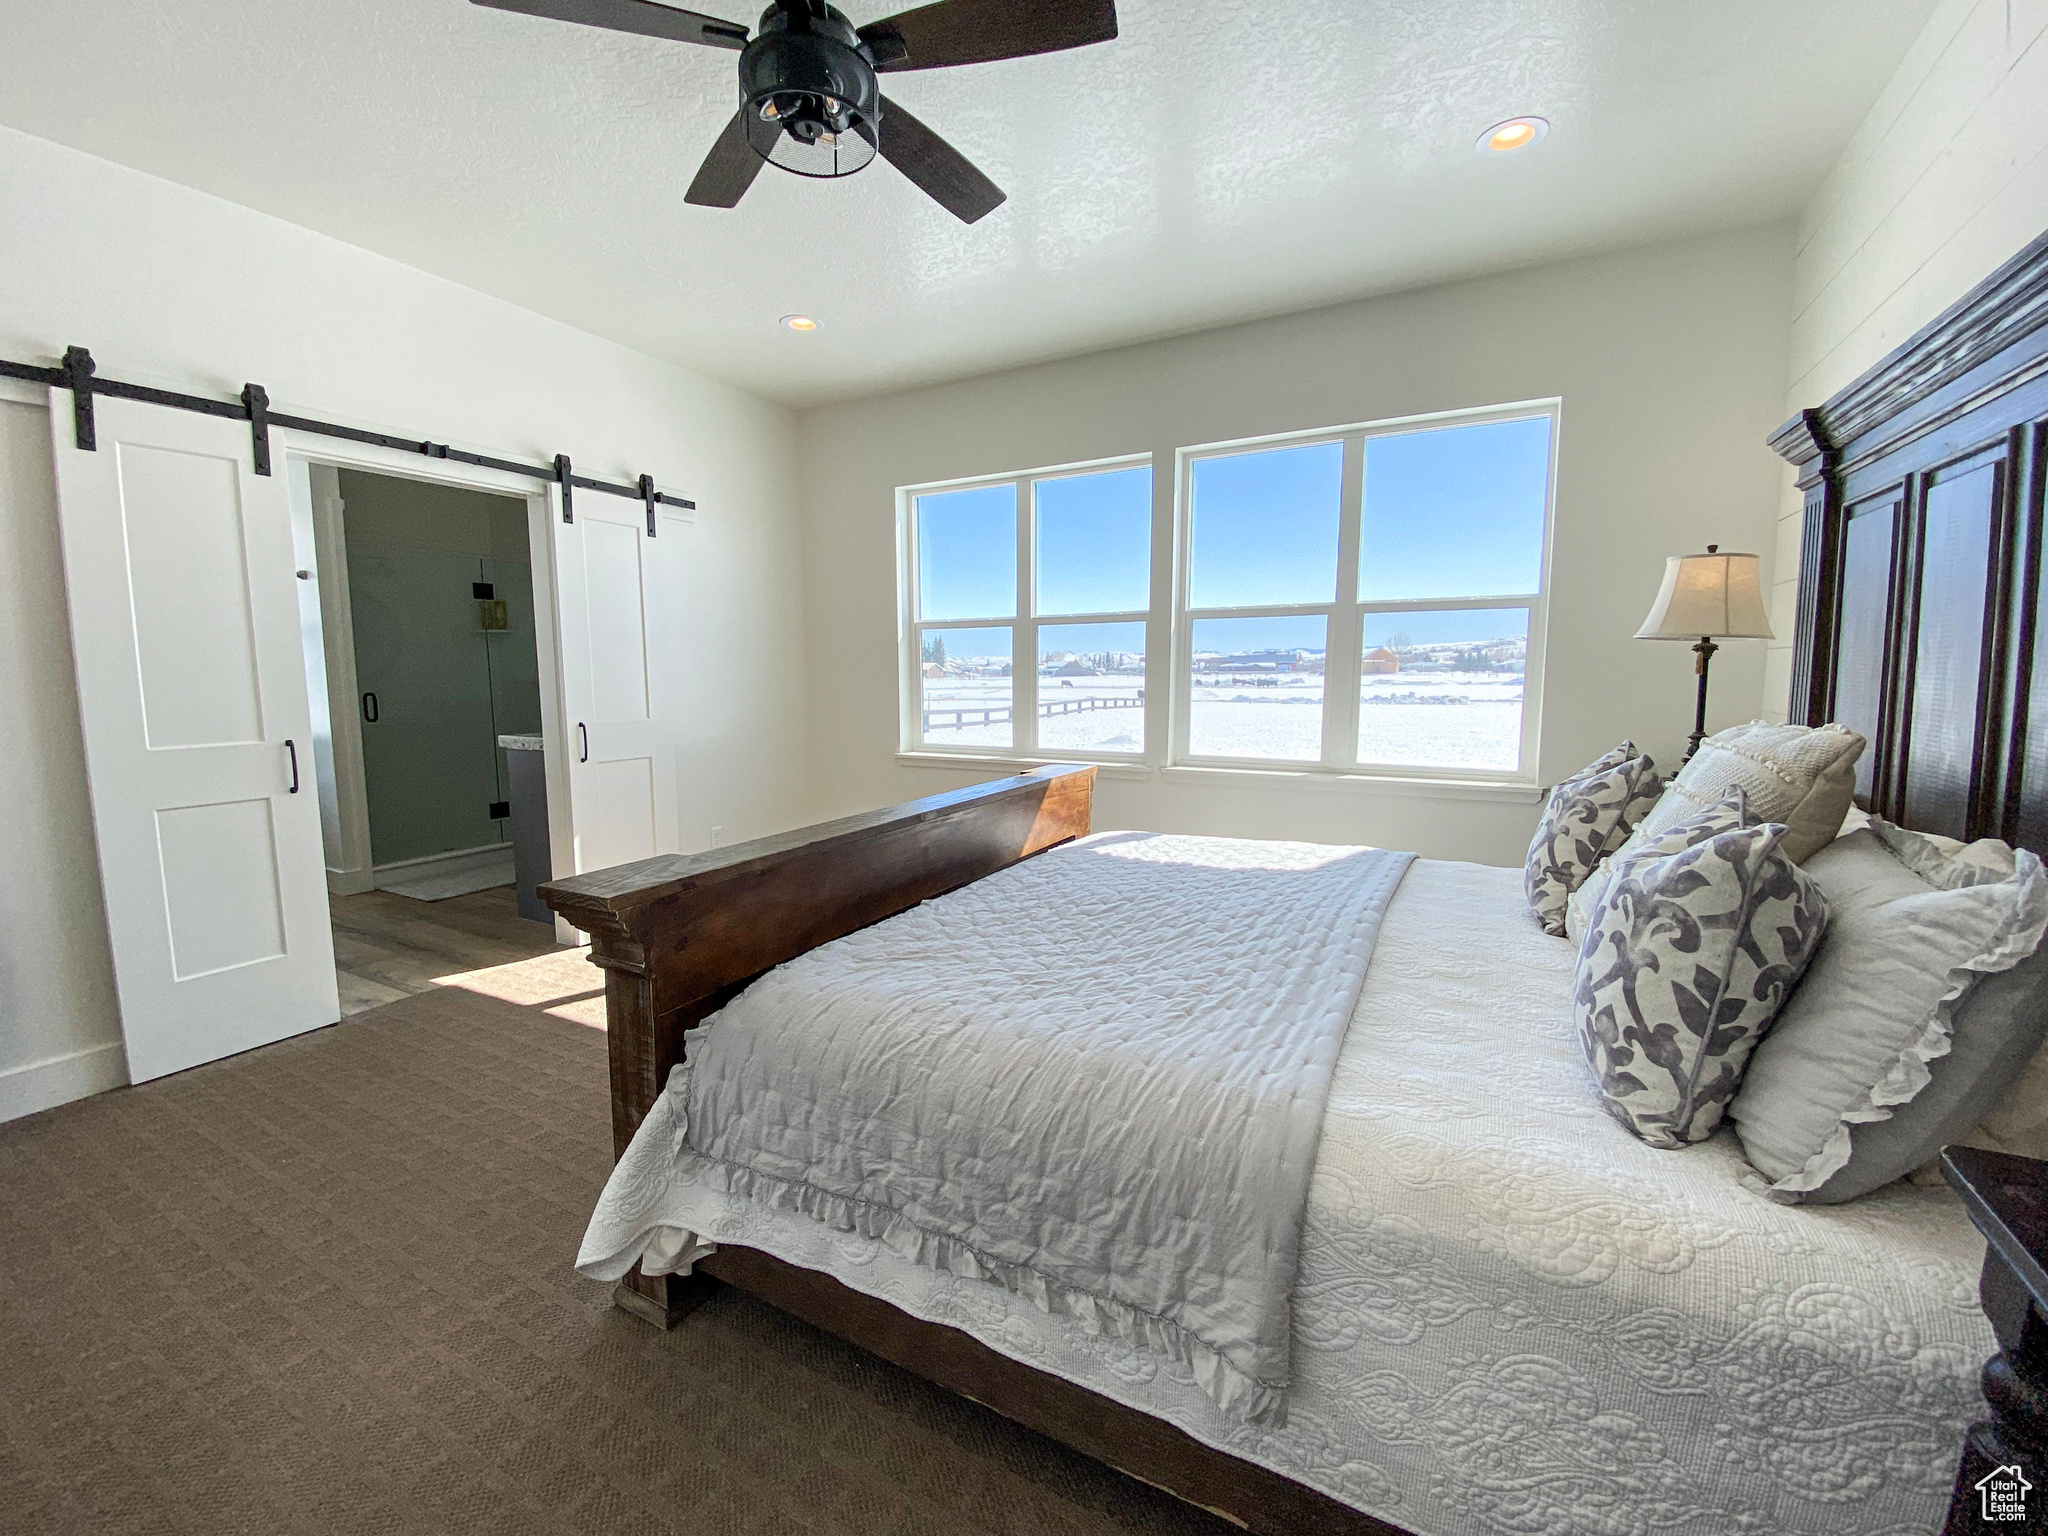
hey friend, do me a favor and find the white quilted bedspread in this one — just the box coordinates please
[582,857,1990,1536]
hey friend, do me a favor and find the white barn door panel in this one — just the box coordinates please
[51,394,338,1083]
[552,496,680,881]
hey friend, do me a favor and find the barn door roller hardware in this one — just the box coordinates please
[2,346,695,532]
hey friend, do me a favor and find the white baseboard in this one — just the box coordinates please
[373,843,507,877]
[0,1041,129,1124]
[327,865,376,896]
[375,843,515,902]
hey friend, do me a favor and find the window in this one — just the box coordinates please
[1178,407,1553,778]
[900,403,1555,781]
[906,461,1151,759]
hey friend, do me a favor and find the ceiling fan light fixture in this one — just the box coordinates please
[780,314,820,332]
[739,9,880,179]
[1478,116,1548,154]
[473,0,1120,223]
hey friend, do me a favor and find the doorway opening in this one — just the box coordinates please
[288,463,564,1015]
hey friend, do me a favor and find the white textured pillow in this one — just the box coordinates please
[1730,820,2048,1201]
[1567,722,1865,944]
[1630,721,1865,864]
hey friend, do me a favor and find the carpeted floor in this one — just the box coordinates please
[0,952,1229,1536]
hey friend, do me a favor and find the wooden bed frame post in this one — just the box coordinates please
[540,765,1099,1326]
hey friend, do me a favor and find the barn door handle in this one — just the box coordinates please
[361,691,379,723]
[285,739,300,794]
[578,722,589,763]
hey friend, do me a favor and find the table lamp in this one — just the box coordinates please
[1635,545,1774,760]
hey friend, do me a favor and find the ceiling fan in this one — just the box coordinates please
[472,0,1119,224]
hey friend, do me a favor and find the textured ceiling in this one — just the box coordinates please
[0,0,1934,406]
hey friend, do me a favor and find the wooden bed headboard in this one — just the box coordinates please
[1773,227,2048,852]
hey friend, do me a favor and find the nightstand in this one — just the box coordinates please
[1942,1146,2048,1532]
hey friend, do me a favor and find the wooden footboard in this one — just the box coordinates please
[538,764,1097,1321]
[539,763,1404,1536]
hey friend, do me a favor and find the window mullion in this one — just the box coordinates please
[1517,598,1543,780]
[1168,448,1191,767]
[901,495,917,752]
[1014,479,1035,755]
[1323,434,1366,770]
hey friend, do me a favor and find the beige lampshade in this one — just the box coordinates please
[1635,548,1774,640]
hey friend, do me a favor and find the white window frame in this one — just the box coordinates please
[899,453,1153,764]
[895,400,1558,788]
[1172,400,1558,784]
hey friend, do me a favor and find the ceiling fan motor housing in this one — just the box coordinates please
[740,1,881,177]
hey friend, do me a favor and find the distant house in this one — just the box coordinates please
[921,662,947,679]
[1052,659,1098,676]
[1194,648,1324,674]
[1361,647,1401,676]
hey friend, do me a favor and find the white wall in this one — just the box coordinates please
[1764,0,2048,707]
[0,126,808,1120]
[0,397,126,1119]
[795,224,1796,864]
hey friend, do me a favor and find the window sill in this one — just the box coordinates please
[895,753,1543,801]
[895,752,1157,782]
[1157,764,1545,803]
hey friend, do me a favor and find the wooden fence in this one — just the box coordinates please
[923,692,1142,734]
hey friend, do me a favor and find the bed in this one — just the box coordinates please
[542,223,2048,1536]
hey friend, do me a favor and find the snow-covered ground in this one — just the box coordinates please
[1357,673,1523,771]
[1188,676,1324,759]
[923,670,1522,770]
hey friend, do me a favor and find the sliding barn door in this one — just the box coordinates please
[51,395,338,1082]
[551,494,680,880]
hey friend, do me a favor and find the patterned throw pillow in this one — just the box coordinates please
[1524,742,1662,936]
[1566,786,1748,944]
[1574,803,1829,1149]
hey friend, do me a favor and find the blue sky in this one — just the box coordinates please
[918,416,1549,653]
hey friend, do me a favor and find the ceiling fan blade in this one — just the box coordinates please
[859,0,1115,71]
[470,0,748,50]
[876,95,1006,224]
[685,110,767,208]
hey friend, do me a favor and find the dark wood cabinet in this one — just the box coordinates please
[1942,1148,2048,1533]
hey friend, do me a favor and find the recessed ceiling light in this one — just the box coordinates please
[780,314,820,332]
[1478,117,1548,154]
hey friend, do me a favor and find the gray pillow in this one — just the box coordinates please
[1730,821,2048,1203]
[1575,801,1828,1149]
[1525,742,1662,937]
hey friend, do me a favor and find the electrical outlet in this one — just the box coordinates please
[710,826,724,848]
